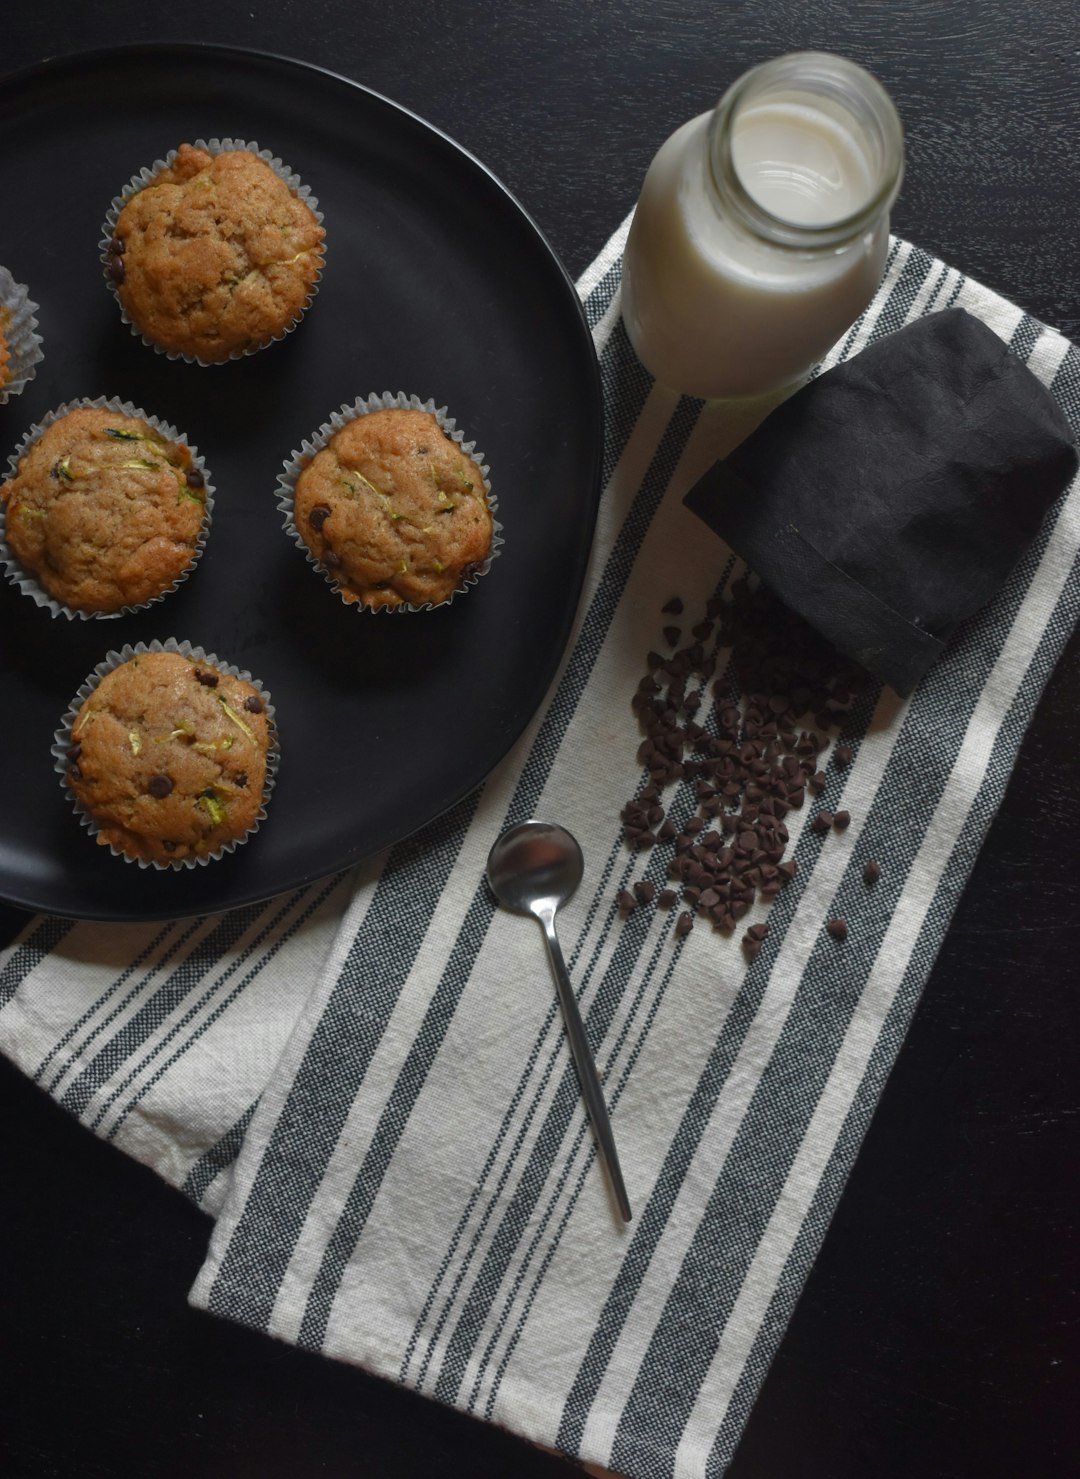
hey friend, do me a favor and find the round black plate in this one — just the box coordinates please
[0,44,602,921]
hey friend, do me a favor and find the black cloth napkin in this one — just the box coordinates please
[684,308,1078,694]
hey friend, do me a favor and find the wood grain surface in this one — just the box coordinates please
[2,3,1077,1477]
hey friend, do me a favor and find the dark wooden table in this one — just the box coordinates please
[3,5,1077,1476]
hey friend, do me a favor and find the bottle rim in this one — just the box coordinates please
[707,51,905,252]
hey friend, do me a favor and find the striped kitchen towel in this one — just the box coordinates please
[2,224,1078,1479]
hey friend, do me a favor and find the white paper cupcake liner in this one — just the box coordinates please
[52,637,279,871]
[0,265,44,403]
[101,137,326,365]
[0,395,215,620]
[276,391,502,612]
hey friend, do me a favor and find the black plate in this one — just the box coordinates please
[0,44,602,921]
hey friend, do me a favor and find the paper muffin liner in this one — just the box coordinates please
[0,396,215,621]
[100,137,326,365]
[52,637,279,871]
[0,265,44,403]
[276,391,502,613]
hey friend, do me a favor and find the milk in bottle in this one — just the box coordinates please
[621,53,904,400]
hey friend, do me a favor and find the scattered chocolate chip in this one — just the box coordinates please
[675,911,693,938]
[193,668,219,687]
[746,922,769,942]
[634,879,655,904]
[833,810,851,830]
[109,235,126,255]
[185,466,205,489]
[743,939,761,962]
[308,504,331,531]
[827,917,848,942]
[108,256,125,283]
[147,774,174,798]
[863,859,881,885]
[243,695,263,713]
[835,744,853,767]
[618,580,868,947]
[617,889,637,913]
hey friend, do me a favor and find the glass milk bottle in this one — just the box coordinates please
[620,52,904,400]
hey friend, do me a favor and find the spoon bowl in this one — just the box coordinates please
[486,820,584,916]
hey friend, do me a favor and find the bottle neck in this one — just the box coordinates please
[705,52,904,254]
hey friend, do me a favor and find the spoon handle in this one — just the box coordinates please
[538,911,633,1223]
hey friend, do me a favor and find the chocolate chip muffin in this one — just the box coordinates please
[0,404,209,615]
[63,648,273,866]
[0,265,44,402]
[291,406,493,609]
[108,143,324,363]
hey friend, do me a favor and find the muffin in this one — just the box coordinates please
[107,142,325,363]
[0,265,44,402]
[290,404,494,609]
[60,646,274,866]
[0,402,210,616]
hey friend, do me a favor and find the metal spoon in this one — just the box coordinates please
[486,820,632,1223]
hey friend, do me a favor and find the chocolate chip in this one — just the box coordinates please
[833,810,851,830]
[835,744,853,767]
[185,466,205,489]
[675,911,693,938]
[323,548,342,569]
[243,695,263,713]
[617,889,637,913]
[109,234,126,255]
[811,810,834,834]
[162,839,177,852]
[746,922,769,942]
[235,772,248,788]
[663,626,681,647]
[68,762,82,781]
[634,880,655,904]
[661,597,684,615]
[863,859,881,885]
[308,504,331,531]
[826,917,848,942]
[68,742,81,761]
[108,256,125,284]
[809,771,828,794]
[147,774,174,798]
[193,668,219,687]
[658,888,677,908]
[777,860,797,882]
